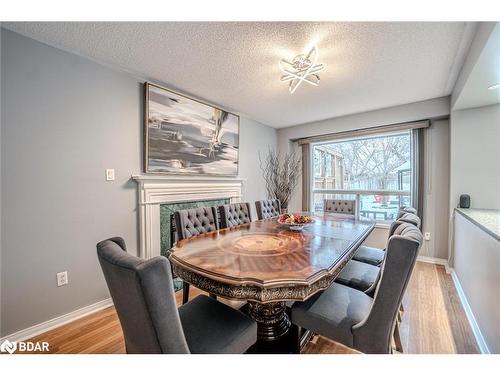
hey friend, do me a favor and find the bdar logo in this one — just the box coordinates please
[0,339,17,354]
[0,339,49,354]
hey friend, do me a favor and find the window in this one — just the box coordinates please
[311,131,412,222]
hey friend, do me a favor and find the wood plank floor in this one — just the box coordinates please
[23,262,479,354]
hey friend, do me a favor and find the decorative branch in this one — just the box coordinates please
[259,148,301,210]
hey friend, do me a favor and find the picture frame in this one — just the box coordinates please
[144,82,240,176]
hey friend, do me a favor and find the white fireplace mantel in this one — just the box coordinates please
[132,174,245,258]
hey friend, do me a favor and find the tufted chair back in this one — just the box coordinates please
[324,199,356,215]
[255,199,281,220]
[397,212,421,229]
[219,202,252,229]
[353,222,422,353]
[97,237,190,353]
[174,207,219,241]
[397,206,417,218]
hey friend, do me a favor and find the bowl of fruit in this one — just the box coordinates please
[277,213,315,231]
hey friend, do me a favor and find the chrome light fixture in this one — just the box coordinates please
[279,46,324,94]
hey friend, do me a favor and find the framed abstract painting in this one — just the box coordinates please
[144,82,240,175]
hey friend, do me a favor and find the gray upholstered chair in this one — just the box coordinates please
[255,199,281,220]
[397,206,417,218]
[97,237,257,354]
[333,259,380,295]
[352,245,386,266]
[174,207,219,241]
[174,207,219,304]
[334,220,407,294]
[324,199,356,215]
[219,202,252,229]
[291,222,422,354]
[398,212,421,228]
[352,218,403,266]
[353,209,421,266]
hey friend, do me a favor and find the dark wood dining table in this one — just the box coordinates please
[169,212,374,351]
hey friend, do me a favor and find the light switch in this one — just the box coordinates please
[106,169,115,181]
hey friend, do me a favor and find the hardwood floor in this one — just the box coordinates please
[400,262,479,354]
[23,262,479,354]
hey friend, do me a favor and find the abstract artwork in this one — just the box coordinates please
[144,82,239,175]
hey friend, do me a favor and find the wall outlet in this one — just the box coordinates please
[106,169,115,181]
[424,232,431,241]
[56,271,68,287]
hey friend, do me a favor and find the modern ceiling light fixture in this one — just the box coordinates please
[487,82,500,90]
[279,46,324,94]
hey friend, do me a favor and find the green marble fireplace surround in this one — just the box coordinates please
[160,198,230,256]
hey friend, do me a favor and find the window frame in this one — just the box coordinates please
[309,130,414,224]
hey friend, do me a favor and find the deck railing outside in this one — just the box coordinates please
[312,189,411,222]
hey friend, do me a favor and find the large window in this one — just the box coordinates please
[311,131,412,222]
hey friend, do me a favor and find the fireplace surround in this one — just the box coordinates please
[132,174,244,259]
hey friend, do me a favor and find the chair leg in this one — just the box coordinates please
[291,324,302,354]
[393,320,403,353]
[182,282,190,305]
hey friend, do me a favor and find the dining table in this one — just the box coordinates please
[169,212,375,351]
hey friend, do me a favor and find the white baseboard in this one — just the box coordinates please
[449,269,490,354]
[416,255,451,273]
[0,298,113,343]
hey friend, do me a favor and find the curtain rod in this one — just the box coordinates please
[296,120,430,145]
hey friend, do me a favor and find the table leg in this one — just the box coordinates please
[247,301,291,341]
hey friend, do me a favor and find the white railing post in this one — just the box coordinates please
[355,193,361,220]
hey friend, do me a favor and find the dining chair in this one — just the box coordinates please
[334,220,409,294]
[352,210,420,330]
[398,212,421,228]
[174,207,219,304]
[323,199,356,215]
[397,206,417,218]
[255,199,281,220]
[218,202,252,229]
[353,209,421,266]
[333,259,380,295]
[97,237,257,354]
[352,220,401,266]
[291,222,422,354]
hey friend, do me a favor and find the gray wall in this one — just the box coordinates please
[449,104,500,211]
[0,29,277,337]
[238,117,277,219]
[454,213,499,353]
[420,119,450,259]
[448,104,500,266]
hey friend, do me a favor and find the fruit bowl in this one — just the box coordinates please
[277,213,315,231]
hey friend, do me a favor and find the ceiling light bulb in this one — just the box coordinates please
[487,83,500,90]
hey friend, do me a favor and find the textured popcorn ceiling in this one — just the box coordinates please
[3,22,475,128]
